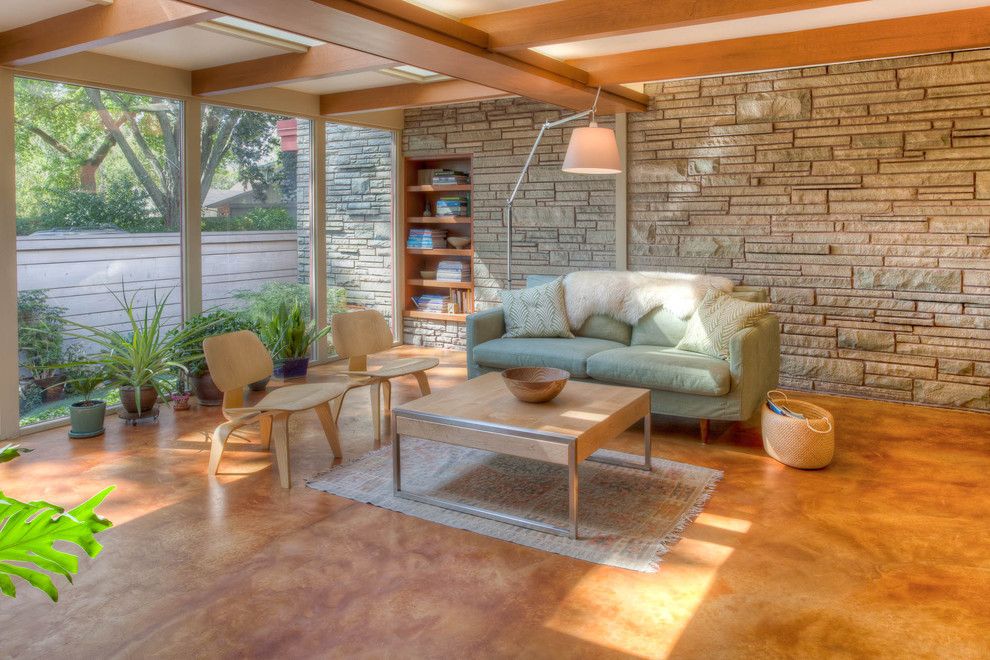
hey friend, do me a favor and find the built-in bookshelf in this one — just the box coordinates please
[402,153,474,323]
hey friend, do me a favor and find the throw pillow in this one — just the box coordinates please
[676,287,770,360]
[501,278,574,339]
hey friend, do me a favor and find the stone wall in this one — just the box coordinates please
[402,99,617,346]
[628,51,990,411]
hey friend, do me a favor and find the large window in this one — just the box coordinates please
[200,106,312,328]
[14,78,183,427]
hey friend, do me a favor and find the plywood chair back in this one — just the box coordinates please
[203,330,274,412]
[332,309,393,371]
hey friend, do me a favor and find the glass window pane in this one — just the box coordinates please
[199,106,312,348]
[15,78,183,428]
[325,122,394,334]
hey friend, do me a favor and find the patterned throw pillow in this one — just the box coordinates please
[501,278,574,339]
[676,287,770,360]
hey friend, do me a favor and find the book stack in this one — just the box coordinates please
[435,197,469,217]
[437,260,471,282]
[407,228,448,249]
[431,169,470,185]
[412,294,449,313]
[449,289,472,314]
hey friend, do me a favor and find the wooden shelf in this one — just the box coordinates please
[406,248,472,256]
[407,216,472,224]
[408,279,473,289]
[406,184,471,192]
[404,310,467,323]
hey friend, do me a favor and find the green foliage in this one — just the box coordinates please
[17,290,77,383]
[260,302,332,361]
[54,288,218,413]
[201,207,295,232]
[18,383,42,416]
[234,281,347,329]
[0,444,33,464]
[64,368,108,404]
[172,309,256,378]
[0,469,114,601]
[17,182,162,236]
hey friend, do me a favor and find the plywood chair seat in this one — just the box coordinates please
[347,356,440,379]
[331,309,440,444]
[203,330,358,488]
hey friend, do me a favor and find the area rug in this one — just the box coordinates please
[307,438,722,572]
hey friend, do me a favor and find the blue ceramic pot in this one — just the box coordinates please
[274,357,309,379]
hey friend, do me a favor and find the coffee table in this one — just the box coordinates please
[389,372,651,539]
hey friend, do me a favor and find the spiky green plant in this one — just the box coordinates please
[54,287,220,413]
[260,301,332,361]
[0,444,113,601]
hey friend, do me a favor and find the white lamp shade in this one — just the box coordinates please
[562,124,621,174]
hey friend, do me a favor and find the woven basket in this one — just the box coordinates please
[761,391,834,469]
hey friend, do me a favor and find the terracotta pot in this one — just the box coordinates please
[119,385,158,415]
[169,393,192,411]
[191,372,223,406]
[35,377,65,403]
[274,357,309,380]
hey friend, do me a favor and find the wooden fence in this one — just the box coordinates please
[16,230,300,334]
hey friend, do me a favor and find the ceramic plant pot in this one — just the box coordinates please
[274,357,309,379]
[248,376,271,392]
[169,393,192,410]
[68,400,106,439]
[191,372,223,406]
[119,385,158,415]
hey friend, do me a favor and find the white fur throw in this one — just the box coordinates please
[561,271,734,329]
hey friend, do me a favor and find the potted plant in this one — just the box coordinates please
[58,288,213,417]
[17,290,78,403]
[260,302,332,379]
[65,368,108,438]
[173,309,256,405]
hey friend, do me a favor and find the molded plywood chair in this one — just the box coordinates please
[203,330,353,488]
[331,309,439,443]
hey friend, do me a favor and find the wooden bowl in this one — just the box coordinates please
[502,367,570,403]
[447,236,470,249]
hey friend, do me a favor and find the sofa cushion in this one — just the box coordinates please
[575,314,632,345]
[501,278,573,339]
[677,287,770,360]
[630,306,688,347]
[586,345,731,396]
[473,337,625,379]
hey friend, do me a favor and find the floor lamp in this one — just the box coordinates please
[504,87,622,288]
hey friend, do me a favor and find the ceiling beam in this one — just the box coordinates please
[320,80,511,115]
[175,0,648,113]
[464,0,863,52]
[571,6,990,85]
[0,0,220,67]
[192,44,394,96]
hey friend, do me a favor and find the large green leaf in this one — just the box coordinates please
[0,486,114,601]
[0,444,33,464]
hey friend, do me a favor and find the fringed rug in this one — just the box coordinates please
[307,438,722,572]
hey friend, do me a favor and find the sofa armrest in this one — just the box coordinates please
[466,306,505,378]
[728,314,780,420]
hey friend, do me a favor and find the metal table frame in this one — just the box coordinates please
[390,409,652,539]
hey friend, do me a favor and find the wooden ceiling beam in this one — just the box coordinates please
[464,0,863,52]
[571,6,990,85]
[175,0,648,113]
[0,0,220,66]
[320,80,511,115]
[192,44,394,96]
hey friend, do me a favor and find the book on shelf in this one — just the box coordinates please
[436,259,471,282]
[407,228,448,249]
[435,196,469,217]
[431,169,470,186]
[411,294,449,312]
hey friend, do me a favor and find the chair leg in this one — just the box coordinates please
[413,371,431,396]
[330,393,344,424]
[700,419,710,444]
[258,415,273,450]
[315,402,343,460]
[370,380,382,446]
[208,420,238,475]
[271,413,291,488]
[382,379,392,413]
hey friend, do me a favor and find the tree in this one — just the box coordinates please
[14,79,288,231]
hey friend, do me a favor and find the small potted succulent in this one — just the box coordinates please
[260,302,332,379]
[65,368,108,439]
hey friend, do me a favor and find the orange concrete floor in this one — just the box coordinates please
[1,347,988,658]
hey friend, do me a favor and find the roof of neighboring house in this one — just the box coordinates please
[203,186,255,208]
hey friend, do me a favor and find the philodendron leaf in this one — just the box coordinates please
[0,485,114,601]
[0,444,33,463]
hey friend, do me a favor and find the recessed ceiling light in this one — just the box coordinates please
[208,16,326,49]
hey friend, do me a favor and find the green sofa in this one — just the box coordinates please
[466,284,779,438]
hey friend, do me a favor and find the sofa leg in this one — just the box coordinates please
[700,419,710,444]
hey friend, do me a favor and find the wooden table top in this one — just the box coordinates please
[393,372,649,443]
